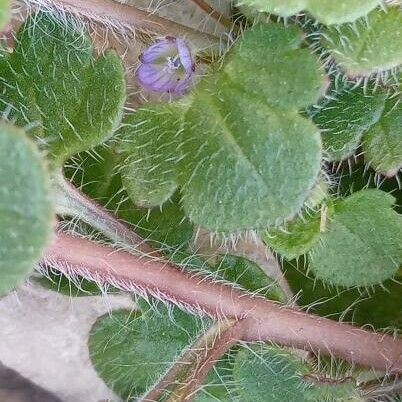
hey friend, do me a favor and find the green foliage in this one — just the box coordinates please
[65,147,194,251]
[0,123,53,295]
[285,259,402,330]
[263,209,322,260]
[321,7,402,76]
[233,345,361,401]
[237,0,380,25]
[309,189,402,287]
[362,96,402,176]
[1,6,402,401]
[0,12,125,167]
[0,0,10,29]
[118,105,181,208]
[214,255,287,302]
[120,24,325,232]
[88,304,206,400]
[312,83,386,161]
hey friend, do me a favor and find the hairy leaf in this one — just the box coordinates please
[363,96,402,177]
[312,84,386,161]
[321,8,402,76]
[237,0,380,25]
[285,259,402,330]
[65,147,194,251]
[214,255,287,302]
[0,123,53,295]
[0,12,125,167]
[118,104,180,208]
[88,305,206,400]
[309,189,402,287]
[263,209,322,260]
[233,345,361,401]
[120,24,325,232]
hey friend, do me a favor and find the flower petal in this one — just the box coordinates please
[140,39,177,64]
[176,38,194,74]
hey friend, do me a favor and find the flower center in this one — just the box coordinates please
[166,55,182,71]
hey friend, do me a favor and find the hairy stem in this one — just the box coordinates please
[31,0,222,51]
[140,319,242,402]
[169,320,245,401]
[54,175,156,256]
[189,0,233,30]
[43,231,402,373]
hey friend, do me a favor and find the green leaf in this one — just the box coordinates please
[263,209,322,260]
[285,259,402,330]
[0,122,53,295]
[233,345,361,402]
[193,354,235,402]
[223,24,326,110]
[312,84,386,161]
[237,0,305,18]
[237,0,380,25]
[362,96,402,176]
[0,12,125,167]
[0,0,10,29]
[180,87,322,231]
[321,7,402,76]
[214,254,287,302]
[118,104,180,208]
[120,24,325,232]
[88,304,205,400]
[306,0,381,25]
[309,189,402,287]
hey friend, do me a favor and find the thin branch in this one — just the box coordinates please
[189,0,233,30]
[54,175,157,256]
[42,231,402,373]
[29,0,222,51]
[140,319,242,402]
[168,320,245,401]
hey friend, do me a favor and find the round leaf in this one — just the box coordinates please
[309,189,402,287]
[0,123,53,295]
[321,8,402,76]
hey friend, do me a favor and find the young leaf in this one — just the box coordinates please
[88,304,206,400]
[312,84,386,161]
[237,0,380,25]
[121,24,325,232]
[263,209,322,260]
[362,97,402,177]
[233,345,361,402]
[321,7,402,76]
[0,12,126,167]
[0,123,53,295]
[309,189,402,287]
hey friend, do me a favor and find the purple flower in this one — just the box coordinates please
[137,37,195,94]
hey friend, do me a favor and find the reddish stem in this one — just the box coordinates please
[140,320,243,402]
[173,320,245,401]
[55,176,157,256]
[42,231,402,373]
[44,0,222,50]
[189,0,233,29]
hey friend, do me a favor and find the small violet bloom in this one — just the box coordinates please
[137,36,195,94]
